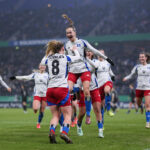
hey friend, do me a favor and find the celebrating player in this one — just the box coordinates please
[94,49,115,129]
[62,14,114,111]
[77,50,104,138]
[41,40,81,144]
[123,52,150,128]
[10,64,49,128]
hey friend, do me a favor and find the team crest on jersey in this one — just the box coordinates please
[77,44,81,47]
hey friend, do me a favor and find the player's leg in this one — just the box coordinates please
[127,102,132,114]
[37,99,47,128]
[104,83,114,116]
[82,80,91,124]
[22,101,27,113]
[33,97,41,113]
[93,102,104,138]
[77,90,86,136]
[144,92,150,128]
[49,105,59,143]
[71,99,78,127]
[60,105,73,144]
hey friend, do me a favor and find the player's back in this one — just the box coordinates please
[47,53,68,88]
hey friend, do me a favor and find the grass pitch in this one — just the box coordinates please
[0,108,150,150]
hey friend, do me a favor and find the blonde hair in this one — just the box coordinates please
[45,40,64,56]
[62,14,76,32]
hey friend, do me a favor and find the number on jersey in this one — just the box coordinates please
[52,60,59,75]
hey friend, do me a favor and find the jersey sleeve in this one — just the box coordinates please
[82,40,107,59]
[41,56,48,65]
[124,65,137,80]
[16,73,35,81]
[66,49,80,63]
[0,76,10,89]
[86,58,99,69]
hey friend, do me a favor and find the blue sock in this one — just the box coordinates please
[49,124,55,134]
[85,97,91,117]
[146,111,150,123]
[105,94,111,111]
[59,113,64,126]
[97,121,103,129]
[62,124,70,135]
[101,107,104,125]
[77,121,82,127]
[38,112,44,123]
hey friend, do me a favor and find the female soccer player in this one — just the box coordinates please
[10,64,49,129]
[62,14,114,108]
[77,51,104,138]
[123,52,150,128]
[94,49,115,128]
[42,40,81,144]
[0,75,11,92]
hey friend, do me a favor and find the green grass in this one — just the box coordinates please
[0,108,150,150]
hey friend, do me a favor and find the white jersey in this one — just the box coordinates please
[124,64,150,90]
[86,58,99,91]
[42,50,80,88]
[0,75,10,89]
[93,60,114,88]
[65,38,107,73]
[16,72,49,97]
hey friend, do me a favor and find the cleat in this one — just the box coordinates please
[74,117,78,124]
[85,116,91,124]
[60,133,73,144]
[36,123,41,129]
[49,131,57,144]
[98,129,104,138]
[71,122,75,127]
[77,126,83,136]
[145,122,150,128]
[107,111,114,117]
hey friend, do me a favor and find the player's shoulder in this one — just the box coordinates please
[78,39,89,47]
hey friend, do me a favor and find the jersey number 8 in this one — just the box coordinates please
[52,60,59,75]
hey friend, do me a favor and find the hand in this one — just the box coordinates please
[106,58,114,66]
[122,78,126,82]
[7,88,11,92]
[9,76,16,80]
[111,76,115,81]
[71,45,77,51]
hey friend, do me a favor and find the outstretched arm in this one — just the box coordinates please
[0,76,11,92]
[123,66,137,81]
[10,73,35,81]
[83,40,114,66]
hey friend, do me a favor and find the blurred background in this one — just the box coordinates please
[0,0,150,107]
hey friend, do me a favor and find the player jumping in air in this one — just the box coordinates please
[62,14,114,129]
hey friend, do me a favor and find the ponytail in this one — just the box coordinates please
[62,14,76,32]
